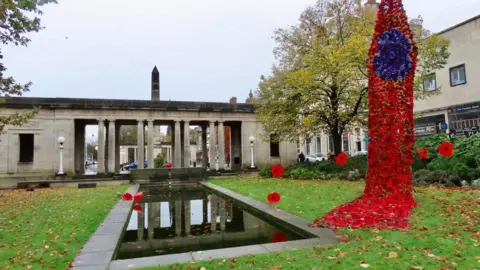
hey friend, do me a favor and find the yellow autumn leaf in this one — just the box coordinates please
[387,251,399,259]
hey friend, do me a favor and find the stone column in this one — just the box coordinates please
[115,125,120,172]
[174,121,182,167]
[175,200,182,236]
[218,197,226,231]
[152,202,161,228]
[201,125,208,167]
[147,203,154,239]
[147,120,154,169]
[108,120,116,173]
[208,121,216,168]
[210,194,218,233]
[137,203,144,240]
[137,120,145,169]
[183,121,191,167]
[202,198,208,223]
[184,201,191,235]
[97,119,106,173]
[218,121,225,169]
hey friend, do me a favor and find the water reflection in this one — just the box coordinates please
[115,185,305,259]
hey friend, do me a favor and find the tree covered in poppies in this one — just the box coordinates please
[253,0,449,154]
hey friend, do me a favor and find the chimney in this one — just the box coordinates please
[151,66,160,101]
[364,0,379,12]
[229,97,237,104]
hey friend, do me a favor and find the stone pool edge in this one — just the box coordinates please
[71,184,140,270]
[107,182,340,270]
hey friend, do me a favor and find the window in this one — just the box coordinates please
[342,134,349,154]
[423,74,437,91]
[328,137,334,153]
[19,134,34,163]
[450,64,466,86]
[316,136,322,153]
[270,134,280,157]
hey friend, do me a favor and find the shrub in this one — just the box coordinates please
[259,167,272,177]
[154,153,165,168]
[284,167,319,180]
[413,169,462,187]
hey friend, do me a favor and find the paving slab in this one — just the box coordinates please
[109,253,195,270]
[191,245,269,261]
[81,234,120,253]
[72,251,114,267]
[93,221,125,236]
[71,264,109,270]
[72,184,140,269]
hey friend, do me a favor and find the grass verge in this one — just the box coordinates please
[0,185,128,269]
[144,178,478,270]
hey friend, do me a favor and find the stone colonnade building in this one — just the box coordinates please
[0,97,298,180]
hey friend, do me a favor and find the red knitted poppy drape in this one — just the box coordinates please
[312,0,417,229]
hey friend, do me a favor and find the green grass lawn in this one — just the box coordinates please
[0,185,128,269]
[147,178,479,270]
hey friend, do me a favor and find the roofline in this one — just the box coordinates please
[436,14,480,35]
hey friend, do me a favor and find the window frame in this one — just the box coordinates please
[269,134,280,157]
[19,134,34,163]
[449,64,467,87]
[423,73,437,91]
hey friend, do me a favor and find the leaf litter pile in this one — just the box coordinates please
[139,178,479,270]
[0,185,127,269]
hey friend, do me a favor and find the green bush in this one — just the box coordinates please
[413,169,461,187]
[284,167,319,180]
[259,167,272,177]
[154,152,165,168]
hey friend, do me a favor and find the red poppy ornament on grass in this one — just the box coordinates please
[335,152,348,165]
[122,192,133,201]
[267,192,281,204]
[133,192,143,202]
[438,142,454,157]
[272,232,287,243]
[312,0,418,229]
[270,164,285,178]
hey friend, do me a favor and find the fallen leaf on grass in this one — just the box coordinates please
[386,251,399,259]
[360,263,370,268]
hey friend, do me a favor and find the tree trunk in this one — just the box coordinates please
[330,129,343,155]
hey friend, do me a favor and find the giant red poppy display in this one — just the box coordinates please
[133,192,144,202]
[122,192,132,201]
[312,0,418,229]
[270,164,285,178]
[335,152,348,165]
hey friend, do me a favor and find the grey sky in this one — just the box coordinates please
[3,0,479,105]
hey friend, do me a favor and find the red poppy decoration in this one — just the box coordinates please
[270,164,285,178]
[416,147,428,159]
[133,204,143,215]
[122,192,133,201]
[166,163,172,168]
[335,152,348,165]
[267,192,281,204]
[438,141,454,157]
[311,0,418,229]
[272,232,287,243]
[133,192,143,202]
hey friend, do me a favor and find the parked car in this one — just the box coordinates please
[305,153,328,163]
[352,151,367,157]
[123,161,148,170]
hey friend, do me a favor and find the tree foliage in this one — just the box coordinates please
[254,0,450,154]
[0,0,57,133]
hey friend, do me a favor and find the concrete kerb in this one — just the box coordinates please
[107,182,340,269]
[71,184,140,270]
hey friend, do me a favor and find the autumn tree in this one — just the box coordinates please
[254,0,449,154]
[0,0,57,133]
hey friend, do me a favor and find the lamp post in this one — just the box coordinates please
[57,136,65,175]
[249,136,255,168]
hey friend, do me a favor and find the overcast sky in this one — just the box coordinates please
[3,0,479,105]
